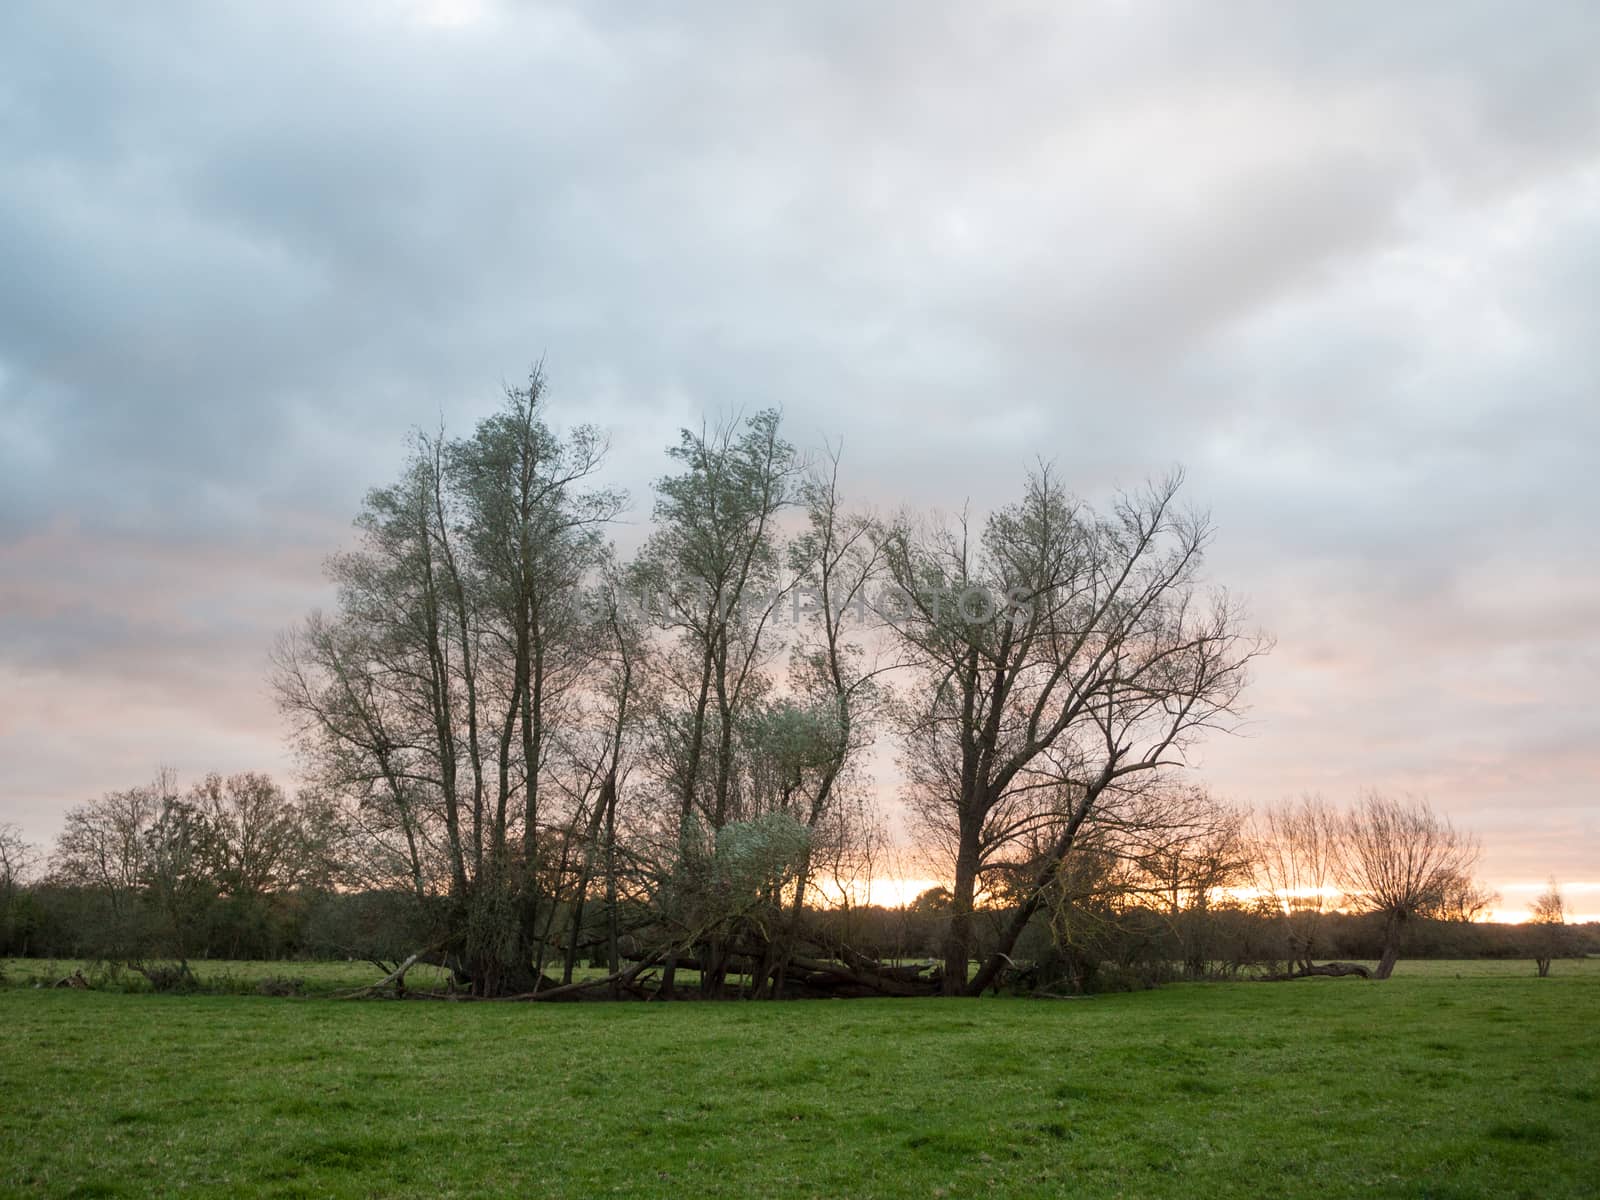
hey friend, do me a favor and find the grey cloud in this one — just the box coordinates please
[1,0,1597,896]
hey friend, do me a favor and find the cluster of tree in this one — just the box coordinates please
[831,891,1596,995]
[5,783,1589,991]
[846,794,1592,990]
[0,774,333,971]
[258,373,1270,998]
[1248,792,1503,980]
[4,376,1585,997]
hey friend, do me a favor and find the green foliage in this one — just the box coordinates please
[0,889,44,957]
[0,961,1596,1197]
[712,812,811,896]
[674,813,810,900]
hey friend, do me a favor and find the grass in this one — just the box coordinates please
[0,957,458,995]
[0,954,1560,995]
[0,957,697,995]
[1,960,1596,1198]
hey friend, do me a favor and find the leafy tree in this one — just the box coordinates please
[630,408,800,994]
[274,371,619,994]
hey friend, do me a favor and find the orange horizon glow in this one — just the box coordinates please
[814,877,1600,924]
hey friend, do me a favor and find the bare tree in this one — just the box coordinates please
[1527,879,1566,978]
[632,409,800,831]
[751,447,891,993]
[0,823,37,898]
[1432,871,1499,925]
[137,793,220,977]
[553,565,646,989]
[255,395,1289,1002]
[189,772,314,899]
[1250,796,1343,974]
[1132,789,1252,979]
[1336,792,1480,980]
[450,373,621,983]
[0,824,40,955]
[885,468,1267,995]
[51,772,170,958]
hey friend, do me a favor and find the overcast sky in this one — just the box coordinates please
[2,1,1596,916]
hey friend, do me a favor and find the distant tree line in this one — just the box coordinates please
[2,374,1589,996]
[2,773,339,972]
[0,789,1588,991]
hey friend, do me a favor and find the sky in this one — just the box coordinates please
[1,1,1596,919]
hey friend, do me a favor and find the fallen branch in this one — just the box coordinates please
[498,952,664,1002]
[1258,961,1372,981]
[337,952,422,999]
[616,945,939,999]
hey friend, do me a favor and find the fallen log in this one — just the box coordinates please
[1259,961,1372,981]
[498,952,665,1002]
[337,952,423,999]
[777,955,940,998]
[617,948,940,999]
[834,945,937,981]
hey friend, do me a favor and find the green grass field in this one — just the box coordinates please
[0,957,460,995]
[2,960,1595,1199]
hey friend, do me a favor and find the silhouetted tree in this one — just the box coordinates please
[1250,796,1343,974]
[886,468,1267,994]
[1528,879,1567,977]
[1336,792,1481,980]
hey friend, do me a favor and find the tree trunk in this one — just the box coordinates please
[943,827,981,996]
[605,791,620,996]
[562,885,584,987]
[1373,914,1402,980]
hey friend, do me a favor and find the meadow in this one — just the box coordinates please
[1,959,1595,1199]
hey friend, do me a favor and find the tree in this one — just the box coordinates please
[0,823,36,897]
[274,370,620,994]
[753,447,889,992]
[137,794,220,974]
[1250,796,1343,974]
[1432,871,1499,925]
[253,386,1294,1002]
[51,773,167,958]
[908,886,953,916]
[187,771,330,957]
[1528,879,1566,978]
[885,468,1266,994]
[0,823,41,956]
[1336,792,1480,980]
[552,565,646,990]
[632,409,800,830]
[630,408,802,995]
[1133,790,1251,979]
[449,373,621,986]
[190,772,317,898]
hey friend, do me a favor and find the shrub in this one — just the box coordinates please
[133,961,200,993]
[255,975,308,997]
